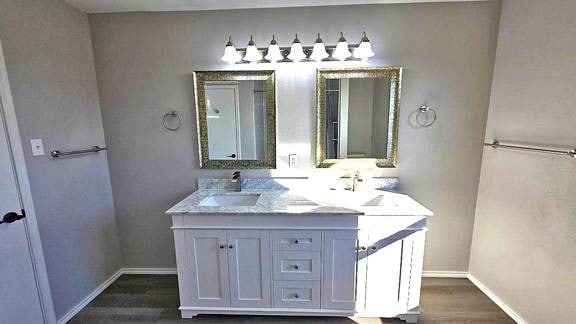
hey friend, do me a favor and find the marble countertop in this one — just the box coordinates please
[165,178,433,217]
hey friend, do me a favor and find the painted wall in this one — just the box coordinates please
[469,0,576,322]
[89,1,501,270]
[0,0,122,319]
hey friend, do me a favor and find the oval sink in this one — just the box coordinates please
[199,193,261,207]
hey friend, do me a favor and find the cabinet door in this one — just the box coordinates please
[184,230,230,307]
[227,230,272,308]
[322,230,358,310]
[364,237,404,316]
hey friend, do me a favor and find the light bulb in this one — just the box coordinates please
[287,34,306,62]
[221,36,241,64]
[332,32,352,61]
[264,35,284,63]
[244,35,262,63]
[353,31,375,59]
[310,33,329,62]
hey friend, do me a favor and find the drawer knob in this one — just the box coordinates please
[228,244,234,249]
[293,265,299,270]
[294,239,299,244]
[371,246,377,250]
[294,294,299,299]
[219,245,225,249]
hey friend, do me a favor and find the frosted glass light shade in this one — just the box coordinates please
[264,35,284,62]
[310,33,329,61]
[332,32,351,61]
[244,35,262,63]
[353,32,375,59]
[287,34,306,62]
[221,36,241,64]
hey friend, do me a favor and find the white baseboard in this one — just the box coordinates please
[422,271,469,278]
[57,267,177,323]
[467,274,526,324]
[121,267,177,275]
[57,269,123,324]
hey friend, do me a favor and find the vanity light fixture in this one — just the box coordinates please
[310,33,329,61]
[287,34,307,62]
[353,31,375,59]
[220,32,376,64]
[221,36,242,64]
[244,35,262,63]
[332,32,352,61]
[264,35,284,63]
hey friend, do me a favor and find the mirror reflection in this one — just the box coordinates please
[205,80,267,160]
[325,77,391,159]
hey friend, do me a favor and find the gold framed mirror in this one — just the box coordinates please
[194,70,276,169]
[316,67,402,168]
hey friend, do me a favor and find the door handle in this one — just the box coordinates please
[1,210,26,225]
[227,154,237,158]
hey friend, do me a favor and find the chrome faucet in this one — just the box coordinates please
[231,171,241,192]
[352,171,363,192]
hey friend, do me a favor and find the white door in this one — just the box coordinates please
[0,99,46,323]
[322,230,358,310]
[184,230,230,307]
[227,230,271,308]
[205,84,240,160]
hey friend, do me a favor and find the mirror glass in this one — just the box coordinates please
[205,80,267,160]
[325,77,391,159]
[316,67,401,168]
[195,71,276,169]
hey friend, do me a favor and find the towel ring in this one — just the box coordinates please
[163,111,181,131]
[416,105,437,127]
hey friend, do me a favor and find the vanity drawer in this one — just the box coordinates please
[273,280,320,309]
[273,251,321,281]
[271,231,322,251]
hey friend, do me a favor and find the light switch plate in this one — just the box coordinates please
[30,139,45,156]
[288,154,298,168]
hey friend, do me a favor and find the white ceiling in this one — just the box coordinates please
[63,0,489,13]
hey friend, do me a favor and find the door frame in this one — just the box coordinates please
[0,39,56,323]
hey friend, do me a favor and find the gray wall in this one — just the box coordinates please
[89,1,501,271]
[0,0,122,319]
[469,0,576,322]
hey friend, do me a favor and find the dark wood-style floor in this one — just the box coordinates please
[70,275,514,323]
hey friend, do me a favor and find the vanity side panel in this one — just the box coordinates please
[406,230,426,313]
[173,217,193,308]
[322,230,358,310]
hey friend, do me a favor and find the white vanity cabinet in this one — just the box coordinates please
[171,213,427,323]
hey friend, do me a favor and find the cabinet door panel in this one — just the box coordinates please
[364,239,403,315]
[322,230,358,310]
[184,230,230,307]
[227,230,271,308]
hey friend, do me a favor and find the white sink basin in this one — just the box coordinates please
[199,193,261,207]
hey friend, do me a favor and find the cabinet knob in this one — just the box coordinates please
[294,294,299,299]
[219,245,225,249]
[228,244,234,249]
[356,246,367,251]
[293,265,299,270]
[294,239,299,244]
[371,246,377,250]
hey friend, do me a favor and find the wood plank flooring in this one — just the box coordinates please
[70,275,514,323]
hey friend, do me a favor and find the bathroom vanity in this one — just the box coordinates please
[167,179,432,323]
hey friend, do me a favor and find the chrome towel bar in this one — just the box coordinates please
[484,140,576,158]
[51,145,107,158]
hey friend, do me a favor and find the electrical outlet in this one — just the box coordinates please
[288,154,298,168]
[30,139,45,156]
